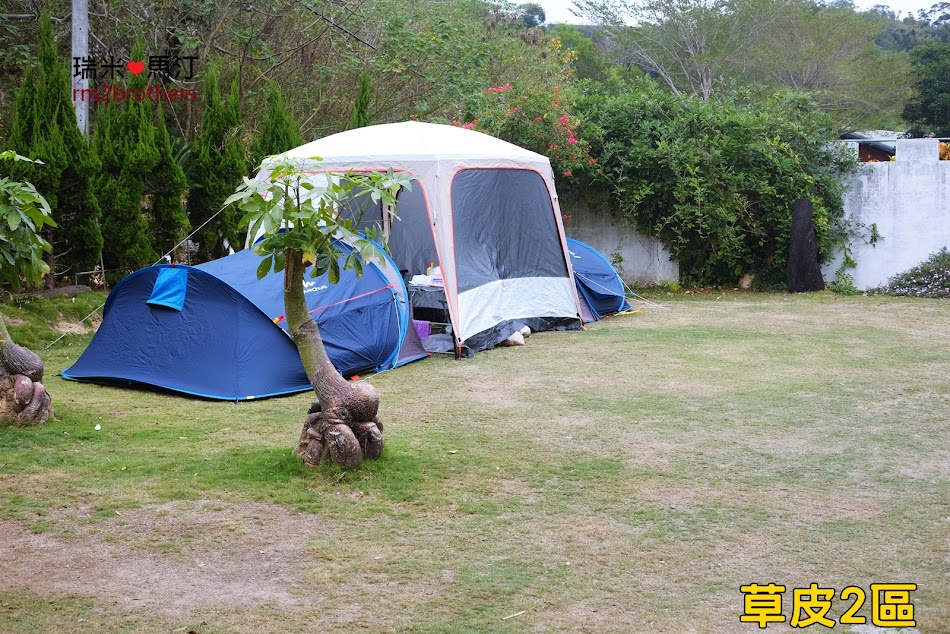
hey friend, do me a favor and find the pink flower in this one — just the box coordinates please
[462,122,476,130]
[534,116,543,123]
[509,107,519,114]
[568,137,578,145]
[563,171,572,177]
[550,144,558,150]
[559,114,570,124]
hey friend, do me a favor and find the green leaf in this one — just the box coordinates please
[256,254,273,279]
[223,191,247,207]
[263,208,282,234]
[6,210,21,231]
[247,216,265,248]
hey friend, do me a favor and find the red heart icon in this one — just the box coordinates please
[127,60,145,75]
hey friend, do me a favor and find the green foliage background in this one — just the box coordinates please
[186,68,246,261]
[572,77,856,287]
[6,13,102,280]
[903,41,950,137]
[1,0,944,289]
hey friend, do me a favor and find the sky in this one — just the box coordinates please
[535,0,943,24]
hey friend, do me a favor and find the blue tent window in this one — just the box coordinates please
[147,268,188,311]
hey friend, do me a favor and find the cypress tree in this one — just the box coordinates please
[93,41,159,283]
[7,13,102,283]
[249,87,304,172]
[187,68,246,261]
[147,104,190,260]
[347,73,373,130]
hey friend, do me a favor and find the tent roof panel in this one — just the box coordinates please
[278,121,550,168]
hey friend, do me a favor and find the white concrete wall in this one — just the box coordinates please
[823,139,950,289]
[563,197,679,285]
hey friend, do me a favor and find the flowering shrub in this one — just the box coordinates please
[869,249,950,298]
[448,82,596,181]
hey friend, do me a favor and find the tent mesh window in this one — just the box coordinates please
[339,180,438,279]
[451,169,568,292]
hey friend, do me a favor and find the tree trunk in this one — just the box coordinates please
[284,249,383,468]
[0,317,53,427]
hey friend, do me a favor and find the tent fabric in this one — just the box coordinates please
[62,266,312,400]
[146,267,188,311]
[196,243,406,374]
[62,237,427,400]
[267,121,583,354]
[566,238,632,322]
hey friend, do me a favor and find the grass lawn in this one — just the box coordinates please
[1,291,948,633]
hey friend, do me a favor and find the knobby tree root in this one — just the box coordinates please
[0,340,53,427]
[293,381,384,469]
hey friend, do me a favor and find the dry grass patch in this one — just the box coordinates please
[0,292,947,633]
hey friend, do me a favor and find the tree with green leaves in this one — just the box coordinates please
[575,0,913,128]
[226,156,410,468]
[903,40,950,136]
[93,42,160,283]
[187,68,246,261]
[575,0,778,100]
[249,88,305,172]
[147,104,191,260]
[549,24,610,81]
[0,151,56,426]
[347,73,374,130]
[6,12,102,285]
[748,0,912,130]
[518,3,546,28]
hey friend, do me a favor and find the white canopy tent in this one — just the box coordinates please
[258,121,583,355]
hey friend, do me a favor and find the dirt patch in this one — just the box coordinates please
[27,285,93,299]
[0,500,326,616]
[55,319,96,335]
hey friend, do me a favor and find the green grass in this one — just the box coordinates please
[1,290,948,633]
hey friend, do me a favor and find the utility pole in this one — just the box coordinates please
[71,0,89,137]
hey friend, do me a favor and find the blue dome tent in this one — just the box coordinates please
[61,237,427,400]
[566,238,632,322]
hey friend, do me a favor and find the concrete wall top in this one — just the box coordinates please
[824,139,950,289]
